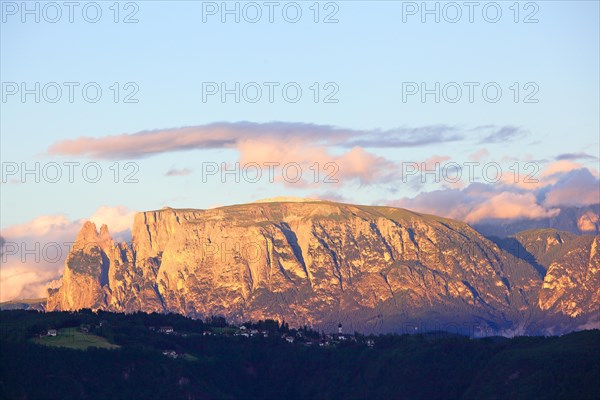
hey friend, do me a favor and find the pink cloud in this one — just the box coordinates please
[389,165,599,224]
[469,149,490,161]
[44,122,533,188]
[1,215,75,238]
[88,205,136,240]
[543,169,600,207]
[500,160,598,190]
[421,155,451,169]
[46,122,461,160]
[541,160,585,178]
[336,147,397,184]
[236,138,398,186]
[46,125,251,159]
[391,188,560,224]
[464,192,559,223]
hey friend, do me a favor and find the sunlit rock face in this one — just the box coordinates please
[47,201,599,334]
[538,235,600,318]
[48,221,120,311]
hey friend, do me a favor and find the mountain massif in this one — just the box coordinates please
[47,201,600,335]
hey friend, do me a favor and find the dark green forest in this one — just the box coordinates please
[1,310,599,400]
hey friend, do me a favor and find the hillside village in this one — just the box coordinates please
[152,322,375,349]
[31,310,377,358]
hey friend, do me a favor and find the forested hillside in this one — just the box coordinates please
[1,310,599,399]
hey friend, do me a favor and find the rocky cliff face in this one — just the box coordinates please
[48,222,122,311]
[538,235,599,319]
[47,201,600,334]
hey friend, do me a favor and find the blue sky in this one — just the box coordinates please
[1,0,599,229]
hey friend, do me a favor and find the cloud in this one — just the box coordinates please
[422,155,451,168]
[0,265,62,302]
[0,216,80,302]
[543,168,600,207]
[541,160,586,179]
[88,205,136,240]
[334,147,398,185]
[392,186,560,224]
[166,168,193,177]
[464,192,559,223]
[556,152,599,161]
[390,164,598,224]
[391,188,473,221]
[44,122,532,187]
[469,148,490,161]
[0,206,135,302]
[344,125,462,148]
[0,215,75,238]
[46,122,468,160]
[499,160,593,190]
[478,126,525,144]
[45,122,468,186]
[234,136,399,186]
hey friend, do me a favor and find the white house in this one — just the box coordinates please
[162,350,178,359]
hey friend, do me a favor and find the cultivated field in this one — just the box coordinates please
[32,328,119,350]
